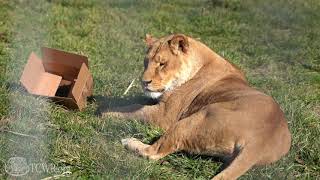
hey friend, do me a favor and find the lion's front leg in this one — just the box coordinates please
[102,104,144,118]
[101,104,160,124]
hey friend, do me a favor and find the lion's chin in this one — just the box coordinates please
[144,91,163,99]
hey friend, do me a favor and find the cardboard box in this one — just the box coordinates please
[20,47,93,110]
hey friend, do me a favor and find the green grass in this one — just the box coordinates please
[0,0,319,179]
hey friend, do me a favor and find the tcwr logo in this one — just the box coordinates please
[5,157,30,176]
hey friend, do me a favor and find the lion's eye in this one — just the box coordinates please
[160,63,165,67]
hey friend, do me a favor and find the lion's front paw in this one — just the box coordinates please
[121,138,148,152]
[121,138,152,157]
[121,138,163,160]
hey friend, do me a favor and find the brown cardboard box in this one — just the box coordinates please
[20,47,93,110]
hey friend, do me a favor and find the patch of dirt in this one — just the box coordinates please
[313,105,320,117]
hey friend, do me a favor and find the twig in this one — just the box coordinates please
[41,171,72,180]
[123,79,135,95]
[1,129,38,139]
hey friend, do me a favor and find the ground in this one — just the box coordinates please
[0,0,319,179]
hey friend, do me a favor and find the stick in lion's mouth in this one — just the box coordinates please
[102,34,291,180]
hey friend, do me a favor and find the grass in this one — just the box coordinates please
[0,0,319,179]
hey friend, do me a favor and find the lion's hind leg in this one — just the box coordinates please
[212,144,260,180]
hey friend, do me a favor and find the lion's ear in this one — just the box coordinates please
[145,34,157,47]
[169,34,189,55]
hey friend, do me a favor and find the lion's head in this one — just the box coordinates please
[141,34,199,99]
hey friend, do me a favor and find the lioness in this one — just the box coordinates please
[102,34,291,179]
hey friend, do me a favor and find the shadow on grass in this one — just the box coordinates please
[93,94,158,116]
[165,152,232,177]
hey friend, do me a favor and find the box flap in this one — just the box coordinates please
[34,72,62,96]
[41,47,88,81]
[42,47,88,68]
[20,52,45,93]
[69,63,92,110]
[20,52,62,96]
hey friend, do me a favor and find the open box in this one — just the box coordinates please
[20,47,93,110]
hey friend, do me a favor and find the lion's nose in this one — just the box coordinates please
[142,80,152,86]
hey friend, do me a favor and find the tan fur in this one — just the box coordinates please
[102,34,291,180]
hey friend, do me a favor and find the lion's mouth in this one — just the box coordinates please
[143,87,165,99]
[144,87,165,93]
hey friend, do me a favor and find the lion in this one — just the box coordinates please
[102,34,291,180]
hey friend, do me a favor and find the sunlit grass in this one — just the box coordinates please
[0,0,319,179]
